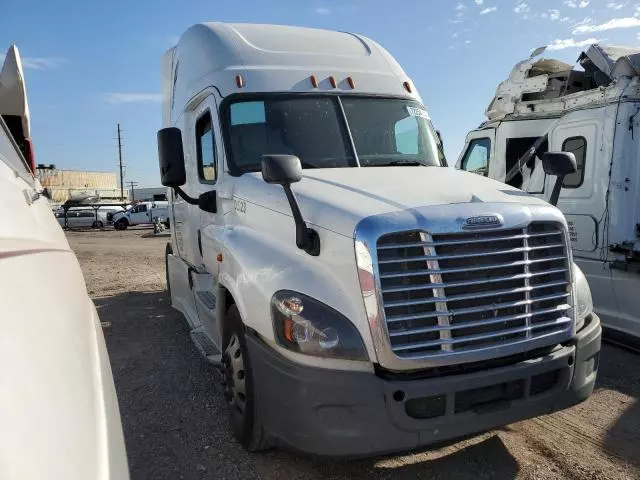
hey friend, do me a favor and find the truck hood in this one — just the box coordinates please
[233,166,550,237]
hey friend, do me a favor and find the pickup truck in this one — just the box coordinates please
[112,200,170,229]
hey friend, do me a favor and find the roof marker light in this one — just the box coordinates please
[236,74,245,88]
[403,81,412,93]
[310,75,318,88]
[347,76,355,89]
[329,76,337,88]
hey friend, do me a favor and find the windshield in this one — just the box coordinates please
[224,96,445,173]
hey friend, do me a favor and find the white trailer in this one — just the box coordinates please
[0,46,128,479]
[158,23,601,457]
[458,44,640,345]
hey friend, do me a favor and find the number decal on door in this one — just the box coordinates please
[233,198,246,214]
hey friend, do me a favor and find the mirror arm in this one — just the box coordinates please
[549,175,565,206]
[282,184,320,256]
[173,186,199,206]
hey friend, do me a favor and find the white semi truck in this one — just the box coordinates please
[158,23,601,457]
[458,44,640,345]
[0,46,128,479]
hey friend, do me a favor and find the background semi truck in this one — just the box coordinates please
[157,22,601,456]
[457,44,640,344]
[0,45,128,479]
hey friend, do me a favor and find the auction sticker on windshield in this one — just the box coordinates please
[406,105,429,119]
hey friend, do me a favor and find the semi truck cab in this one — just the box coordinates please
[157,22,601,457]
[458,44,640,344]
[0,45,128,479]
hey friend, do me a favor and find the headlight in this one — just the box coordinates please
[271,291,368,361]
[573,263,593,331]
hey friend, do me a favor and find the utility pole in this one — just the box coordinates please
[127,181,139,202]
[117,123,124,202]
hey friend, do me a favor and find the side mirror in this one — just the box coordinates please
[198,190,217,214]
[157,127,186,187]
[260,154,319,256]
[261,154,302,185]
[542,151,577,206]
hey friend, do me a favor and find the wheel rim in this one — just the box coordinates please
[223,334,247,416]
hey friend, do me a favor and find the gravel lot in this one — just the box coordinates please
[67,228,640,480]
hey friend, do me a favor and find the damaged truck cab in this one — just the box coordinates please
[458,44,640,344]
[159,23,601,456]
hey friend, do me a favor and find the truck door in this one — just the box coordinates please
[184,93,224,347]
[129,204,149,225]
[547,112,601,254]
[457,128,496,178]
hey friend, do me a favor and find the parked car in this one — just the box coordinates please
[0,45,129,479]
[55,206,125,229]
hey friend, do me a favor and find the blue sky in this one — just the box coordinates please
[2,0,640,186]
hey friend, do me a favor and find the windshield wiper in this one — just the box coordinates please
[300,162,319,169]
[375,160,426,167]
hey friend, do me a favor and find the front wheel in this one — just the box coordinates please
[221,305,269,452]
[114,219,128,230]
[92,220,104,229]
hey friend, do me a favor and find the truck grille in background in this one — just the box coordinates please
[376,223,571,359]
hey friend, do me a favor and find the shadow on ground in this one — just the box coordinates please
[97,290,523,479]
[140,232,171,238]
[597,343,640,467]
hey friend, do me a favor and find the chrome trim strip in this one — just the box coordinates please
[381,268,568,293]
[376,229,563,250]
[421,232,452,352]
[383,280,569,307]
[379,255,567,278]
[391,317,572,352]
[523,229,532,339]
[378,243,564,264]
[386,292,570,322]
[387,304,571,336]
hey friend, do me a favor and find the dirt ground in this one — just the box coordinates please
[66,228,640,480]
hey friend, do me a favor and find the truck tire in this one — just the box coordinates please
[114,219,128,230]
[165,243,172,298]
[221,305,269,452]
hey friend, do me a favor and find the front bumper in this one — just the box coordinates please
[248,314,601,457]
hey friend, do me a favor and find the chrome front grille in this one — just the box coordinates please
[376,223,572,359]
